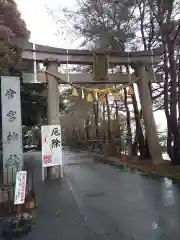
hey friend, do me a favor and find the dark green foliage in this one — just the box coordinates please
[21,84,47,126]
[0,0,30,74]
[61,0,135,50]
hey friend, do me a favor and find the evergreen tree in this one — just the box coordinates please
[0,0,30,74]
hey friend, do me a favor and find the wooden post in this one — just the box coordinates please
[44,59,61,179]
[135,63,162,164]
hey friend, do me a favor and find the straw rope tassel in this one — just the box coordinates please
[72,87,79,97]
[87,92,93,102]
[43,68,142,95]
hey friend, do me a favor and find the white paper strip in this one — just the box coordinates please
[14,171,27,205]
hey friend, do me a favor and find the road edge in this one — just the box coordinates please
[88,151,180,181]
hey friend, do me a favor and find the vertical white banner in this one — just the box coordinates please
[1,77,23,183]
[41,125,62,168]
[14,171,27,205]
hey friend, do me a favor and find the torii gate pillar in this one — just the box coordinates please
[134,63,162,164]
[44,59,61,179]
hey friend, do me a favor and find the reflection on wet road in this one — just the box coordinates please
[63,148,180,240]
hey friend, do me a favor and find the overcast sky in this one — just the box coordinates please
[17,0,79,48]
[16,0,166,131]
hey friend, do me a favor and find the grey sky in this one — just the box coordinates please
[16,0,166,131]
[17,0,79,48]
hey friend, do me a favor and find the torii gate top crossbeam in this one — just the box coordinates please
[19,41,163,65]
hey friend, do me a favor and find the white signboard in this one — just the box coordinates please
[14,171,27,205]
[1,77,23,182]
[41,125,62,167]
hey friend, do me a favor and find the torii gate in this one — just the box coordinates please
[21,42,163,179]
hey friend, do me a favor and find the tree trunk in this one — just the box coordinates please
[124,88,132,155]
[102,102,106,141]
[131,84,145,159]
[105,94,112,139]
[163,41,173,160]
[124,88,131,137]
[92,100,99,139]
[167,40,180,165]
[132,131,138,156]
[85,119,90,140]
[144,137,151,159]
[114,100,120,137]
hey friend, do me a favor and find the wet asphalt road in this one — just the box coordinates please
[62,148,180,240]
[10,148,180,239]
